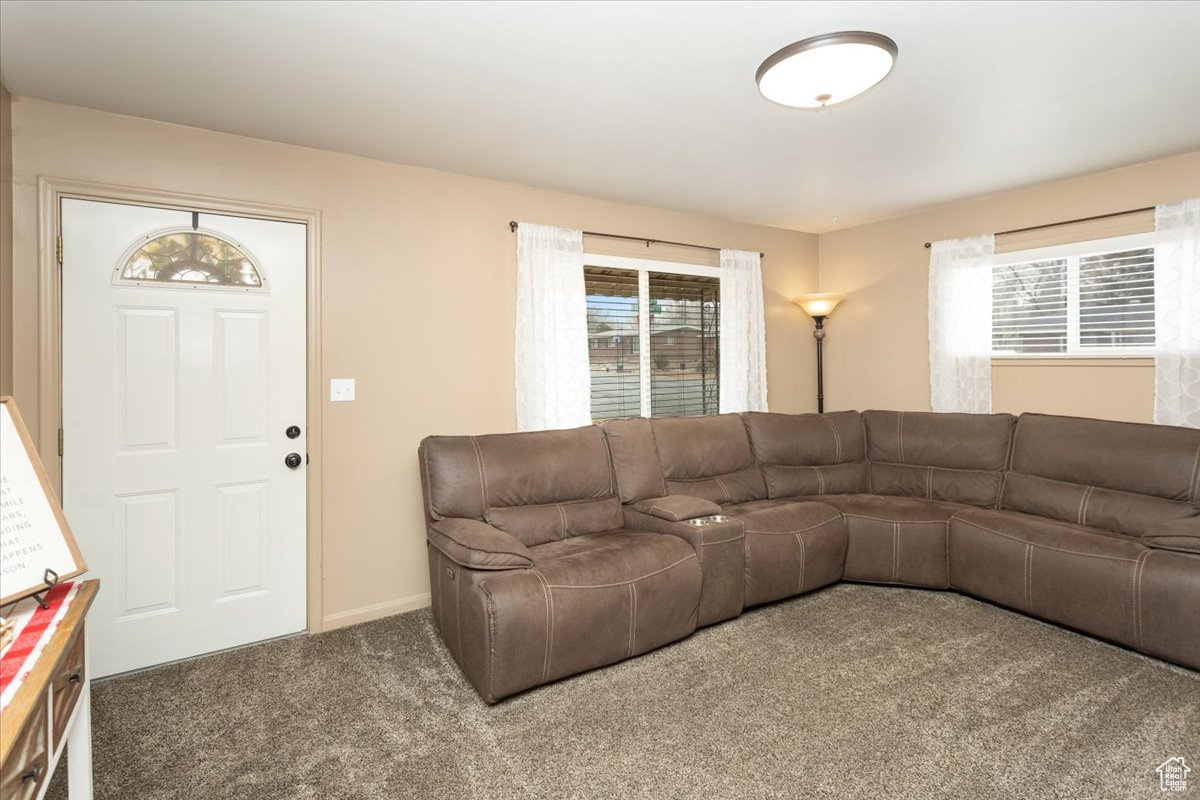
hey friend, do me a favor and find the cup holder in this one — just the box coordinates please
[685,515,732,526]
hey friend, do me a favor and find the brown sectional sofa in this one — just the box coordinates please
[418,411,1200,703]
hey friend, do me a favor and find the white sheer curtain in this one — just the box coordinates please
[514,223,592,431]
[928,235,995,413]
[1154,198,1200,428]
[719,249,768,413]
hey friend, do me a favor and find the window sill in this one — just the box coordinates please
[992,356,1154,367]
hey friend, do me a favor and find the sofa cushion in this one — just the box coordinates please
[427,518,534,570]
[950,507,1200,669]
[420,426,623,546]
[1002,413,1200,536]
[863,410,1016,507]
[722,500,845,606]
[1141,517,1200,554]
[528,529,693,572]
[649,414,767,504]
[484,497,624,547]
[810,494,963,522]
[1001,474,1198,538]
[715,498,799,515]
[742,410,869,498]
[804,494,963,588]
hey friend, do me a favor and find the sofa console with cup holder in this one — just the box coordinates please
[418,411,1200,703]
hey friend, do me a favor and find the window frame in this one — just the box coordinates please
[991,232,1155,359]
[583,252,721,419]
[112,225,270,293]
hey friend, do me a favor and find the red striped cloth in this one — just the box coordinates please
[0,582,77,708]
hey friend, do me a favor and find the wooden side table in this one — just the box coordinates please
[0,580,99,800]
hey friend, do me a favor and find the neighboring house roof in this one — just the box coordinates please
[587,328,637,339]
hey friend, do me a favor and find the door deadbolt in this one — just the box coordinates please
[286,425,302,439]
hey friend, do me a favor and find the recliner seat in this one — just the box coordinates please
[419,410,1200,703]
[609,413,848,611]
[419,426,702,703]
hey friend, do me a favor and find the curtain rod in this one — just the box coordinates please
[509,221,764,258]
[922,206,1155,248]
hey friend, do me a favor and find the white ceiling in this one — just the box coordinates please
[2,0,1198,233]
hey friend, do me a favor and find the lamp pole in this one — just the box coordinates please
[792,293,845,415]
[813,315,827,414]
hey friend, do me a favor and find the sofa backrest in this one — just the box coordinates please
[863,410,1016,508]
[601,417,668,503]
[1003,413,1200,535]
[742,411,868,498]
[418,426,622,547]
[646,414,767,505]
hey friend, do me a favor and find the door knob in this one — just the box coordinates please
[285,453,303,469]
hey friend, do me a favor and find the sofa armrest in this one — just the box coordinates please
[623,507,744,626]
[629,495,723,522]
[1141,516,1200,555]
[428,518,534,570]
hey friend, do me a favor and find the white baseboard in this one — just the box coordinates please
[321,592,432,631]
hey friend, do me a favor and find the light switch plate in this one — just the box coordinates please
[330,378,356,402]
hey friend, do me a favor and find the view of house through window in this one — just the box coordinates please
[586,268,641,420]
[584,266,719,422]
[992,243,1154,355]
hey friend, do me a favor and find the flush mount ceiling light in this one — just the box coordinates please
[756,31,898,109]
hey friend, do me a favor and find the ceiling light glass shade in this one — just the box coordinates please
[793,293,845,318]
[757,32,897,109]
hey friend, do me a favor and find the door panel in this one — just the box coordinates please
[115,489,179,618]
[215,481,269,599]
[62,198,307,677]
[215,311,270,444]
[115,306,179,451]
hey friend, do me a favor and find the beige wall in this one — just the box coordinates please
[11,94,1195,632]
[8,98,819,629]
[1,84,12,397]
[818,151,1200,422]
[991,359,1155,421]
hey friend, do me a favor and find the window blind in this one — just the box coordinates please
[1078,248,1155,348]
[648,272,720,417]
[584,268,641,421]
[584,266,720,421]
[992,258,1069,353]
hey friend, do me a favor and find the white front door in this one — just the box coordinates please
[61,198,307,677]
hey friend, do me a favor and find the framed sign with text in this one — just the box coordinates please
[0,397,87,605]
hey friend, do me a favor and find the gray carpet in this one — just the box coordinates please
[49,584,1200,800]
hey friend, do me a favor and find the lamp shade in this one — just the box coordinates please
[756,32,898,109]
[793,293,845,318]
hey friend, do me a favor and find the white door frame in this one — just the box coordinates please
[36,176,327,633]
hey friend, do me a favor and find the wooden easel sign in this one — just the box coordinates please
[0,397,87,606]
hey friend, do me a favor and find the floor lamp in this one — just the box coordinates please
[792,293,845,413]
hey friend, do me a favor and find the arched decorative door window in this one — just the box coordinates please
[114,228,268,291]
